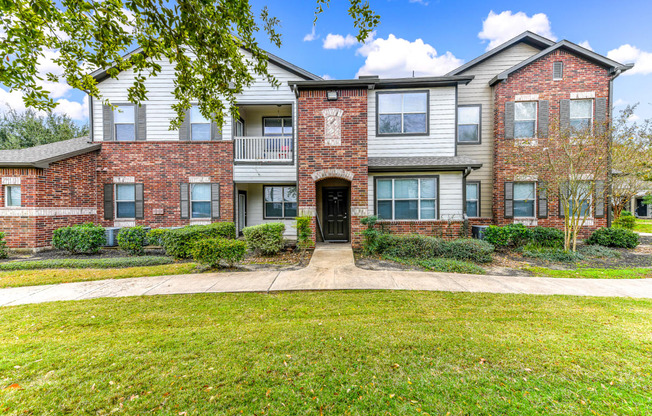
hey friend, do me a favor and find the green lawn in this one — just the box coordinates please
[1,292,651,414]
[634,219,652,233]
[0,263,197,288]
[525,266,652,279]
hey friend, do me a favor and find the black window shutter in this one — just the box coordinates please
[211,120,222,141]
[537,182,548,219]
[504,102,515,140]
[504,182,514,219]
[538,100,549,138]
[136,105,147,141]
[558,183,568,218]
[102,104,114,141]
[103,184,114,220]
[135,183,144,219]
[560,99,571,132]
[211,183,220,219]
[595,180,605,218]
[595,98,607,135]
[180,108,191,141]
[180,183,189,219]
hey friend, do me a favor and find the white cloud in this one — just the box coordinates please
[323,33,358,50]
[303,26,317,42]
[321,74,333,80]
[478,11,556,51]
[409,0,429,4]
[628,113,641,122]
[614,98,628,107]
[52,95,89,121]
[578,41,593,51]
[607,44,652,75]
[356,34,463,78]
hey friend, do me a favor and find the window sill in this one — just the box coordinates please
[514,138,538,146]
[457,141,481,145]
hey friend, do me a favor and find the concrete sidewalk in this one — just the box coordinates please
[2,244,652,307]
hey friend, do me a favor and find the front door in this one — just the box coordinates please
[323,187,349,241]
[636,198,648,217]
[238,191,247,235]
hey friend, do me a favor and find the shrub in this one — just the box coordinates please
[146,228,168,246]
[578,244,621,258]
[531,227,564,248]
[483,224,532,249]
[441,238,494,263]
[52,223,106,254]
[191,238,247,268]
[296,216,314,251]
[360,216,383,255]
[0,232,7,259]
[161,222,236,259]
[117,226,148,255]
[586,227,639,249]
[613,211,636,230]
[0,256,175,271]
[383,234,444,259]
[418,258,486,275]
[243,223,286,255]
[522,243,582,262]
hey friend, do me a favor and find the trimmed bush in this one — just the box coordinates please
[0,231,7,259]
[531,227,565,248]
[146,228,168,246]
[441,238,494,263]
[418,258,486,275]
[586,227,639,249]
[0,256,174,271]
[117,226,148,255]
[191,238,247,268]
[161,222,236,259]
[613,211,636,230]
[483,224,532,249]
[296,216,314,251]
[383,234,444,259]
[243,223,286,255]
[578,244,621,258]
[52,223,106,254]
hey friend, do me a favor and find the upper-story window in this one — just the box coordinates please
[377,92,428,135]
[514,102,537,139]
[263,117,293,137]
[191,105,211,141]
[376,177,437,220]
[114,105,135,141]
[458,105,481,144]
[553,61,563,80]
[115,184,136,218]
[570,99,593,132]
[4,185,21,207]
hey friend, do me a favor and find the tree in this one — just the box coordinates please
[518,120,610,251]
[0,0,379,129]
[0,107,89,149]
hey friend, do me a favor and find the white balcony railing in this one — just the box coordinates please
[234,136,294,163]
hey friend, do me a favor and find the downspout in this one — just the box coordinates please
[607,68,622,228]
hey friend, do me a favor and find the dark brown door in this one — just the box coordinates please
[323,187,349,241]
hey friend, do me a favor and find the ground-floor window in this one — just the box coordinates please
[514,182,536,217]
[190,184,211,218]
[264,186,297,219]
[115,184,136,218]
[376,177,437,220]
[4,185,21,207]
[466,182,479,217]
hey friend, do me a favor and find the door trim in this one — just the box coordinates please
[322,186,350,242]
[238,190,247,235]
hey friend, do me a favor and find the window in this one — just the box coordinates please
[190,105,211,141]
[114,105,135,141]
[514,102,537,139]
[376,177,437,220]
[513,182,535,217]
[263,117,293,156]
[190,184,211,218]
[553,61,563,80]
[4,185,21,207]
[567,182,592,217]
[570,99,593,132]
[115,184,136,218]
[466,182,479,217]
[458,105,481,143]
[264,186,297,219]
[377,92,428,135]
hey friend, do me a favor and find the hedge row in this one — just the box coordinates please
[0,256,175,271]
[370,233,494,264]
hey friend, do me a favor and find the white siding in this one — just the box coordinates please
[236,183,297,238]
[368,171,464,220]
[368,87,456,157]
[456,42,541,217]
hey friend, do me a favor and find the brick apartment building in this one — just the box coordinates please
[0,32,633,249]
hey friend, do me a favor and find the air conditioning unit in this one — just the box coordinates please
[104,227,121,247]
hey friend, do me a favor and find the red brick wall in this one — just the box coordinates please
[297,89,368,247]
[97,142,234,228]
[493,49,610,233]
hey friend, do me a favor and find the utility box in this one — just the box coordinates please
[104,227,121,247]
[471,225,489,240]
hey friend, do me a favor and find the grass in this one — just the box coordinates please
[0,292,651,414]
[0,256,175,271]
[387,255,486,274]
[0,263,197,288]
[525,266,652,279]
[634,219,652,233]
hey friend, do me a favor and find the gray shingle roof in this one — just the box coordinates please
[0,137,101,168]
[368,156,482,172]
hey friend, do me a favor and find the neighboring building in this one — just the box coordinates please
[631,191,652,218]
[0,32,633,249]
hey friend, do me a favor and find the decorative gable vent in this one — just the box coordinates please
[553,61,563,80]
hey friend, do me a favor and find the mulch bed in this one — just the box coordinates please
[240,249,312,271]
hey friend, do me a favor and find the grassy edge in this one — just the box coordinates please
[524,265,652,279]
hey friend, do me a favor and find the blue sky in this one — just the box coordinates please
[2,0,651,122]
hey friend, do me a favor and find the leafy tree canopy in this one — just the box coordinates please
[0,0,379,129]
[0,107,89,149]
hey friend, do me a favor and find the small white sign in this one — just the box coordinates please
[189,176,211,183]
[1,177,20,185]
[113,176,135,183]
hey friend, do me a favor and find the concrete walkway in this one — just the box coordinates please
[2,244,652,307]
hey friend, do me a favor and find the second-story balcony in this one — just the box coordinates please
[234,136,293,163]
[233,103,295,164]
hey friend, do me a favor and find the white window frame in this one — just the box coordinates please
[115,184,136,219]
[263,185,297,219]
[114,105,136,141]
[513,182,536,218]
[465,182,480,217]
[4,185,21,207]
[376,177,438,221]
[190,105,211,141]
[457,105,481,144]
[514,101,538,139]
[377,91,429,136]
[190,183,211,219]
[570,99,594,133]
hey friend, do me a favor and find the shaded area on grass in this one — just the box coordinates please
[524,266,652,279]
[0,292,650,414]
